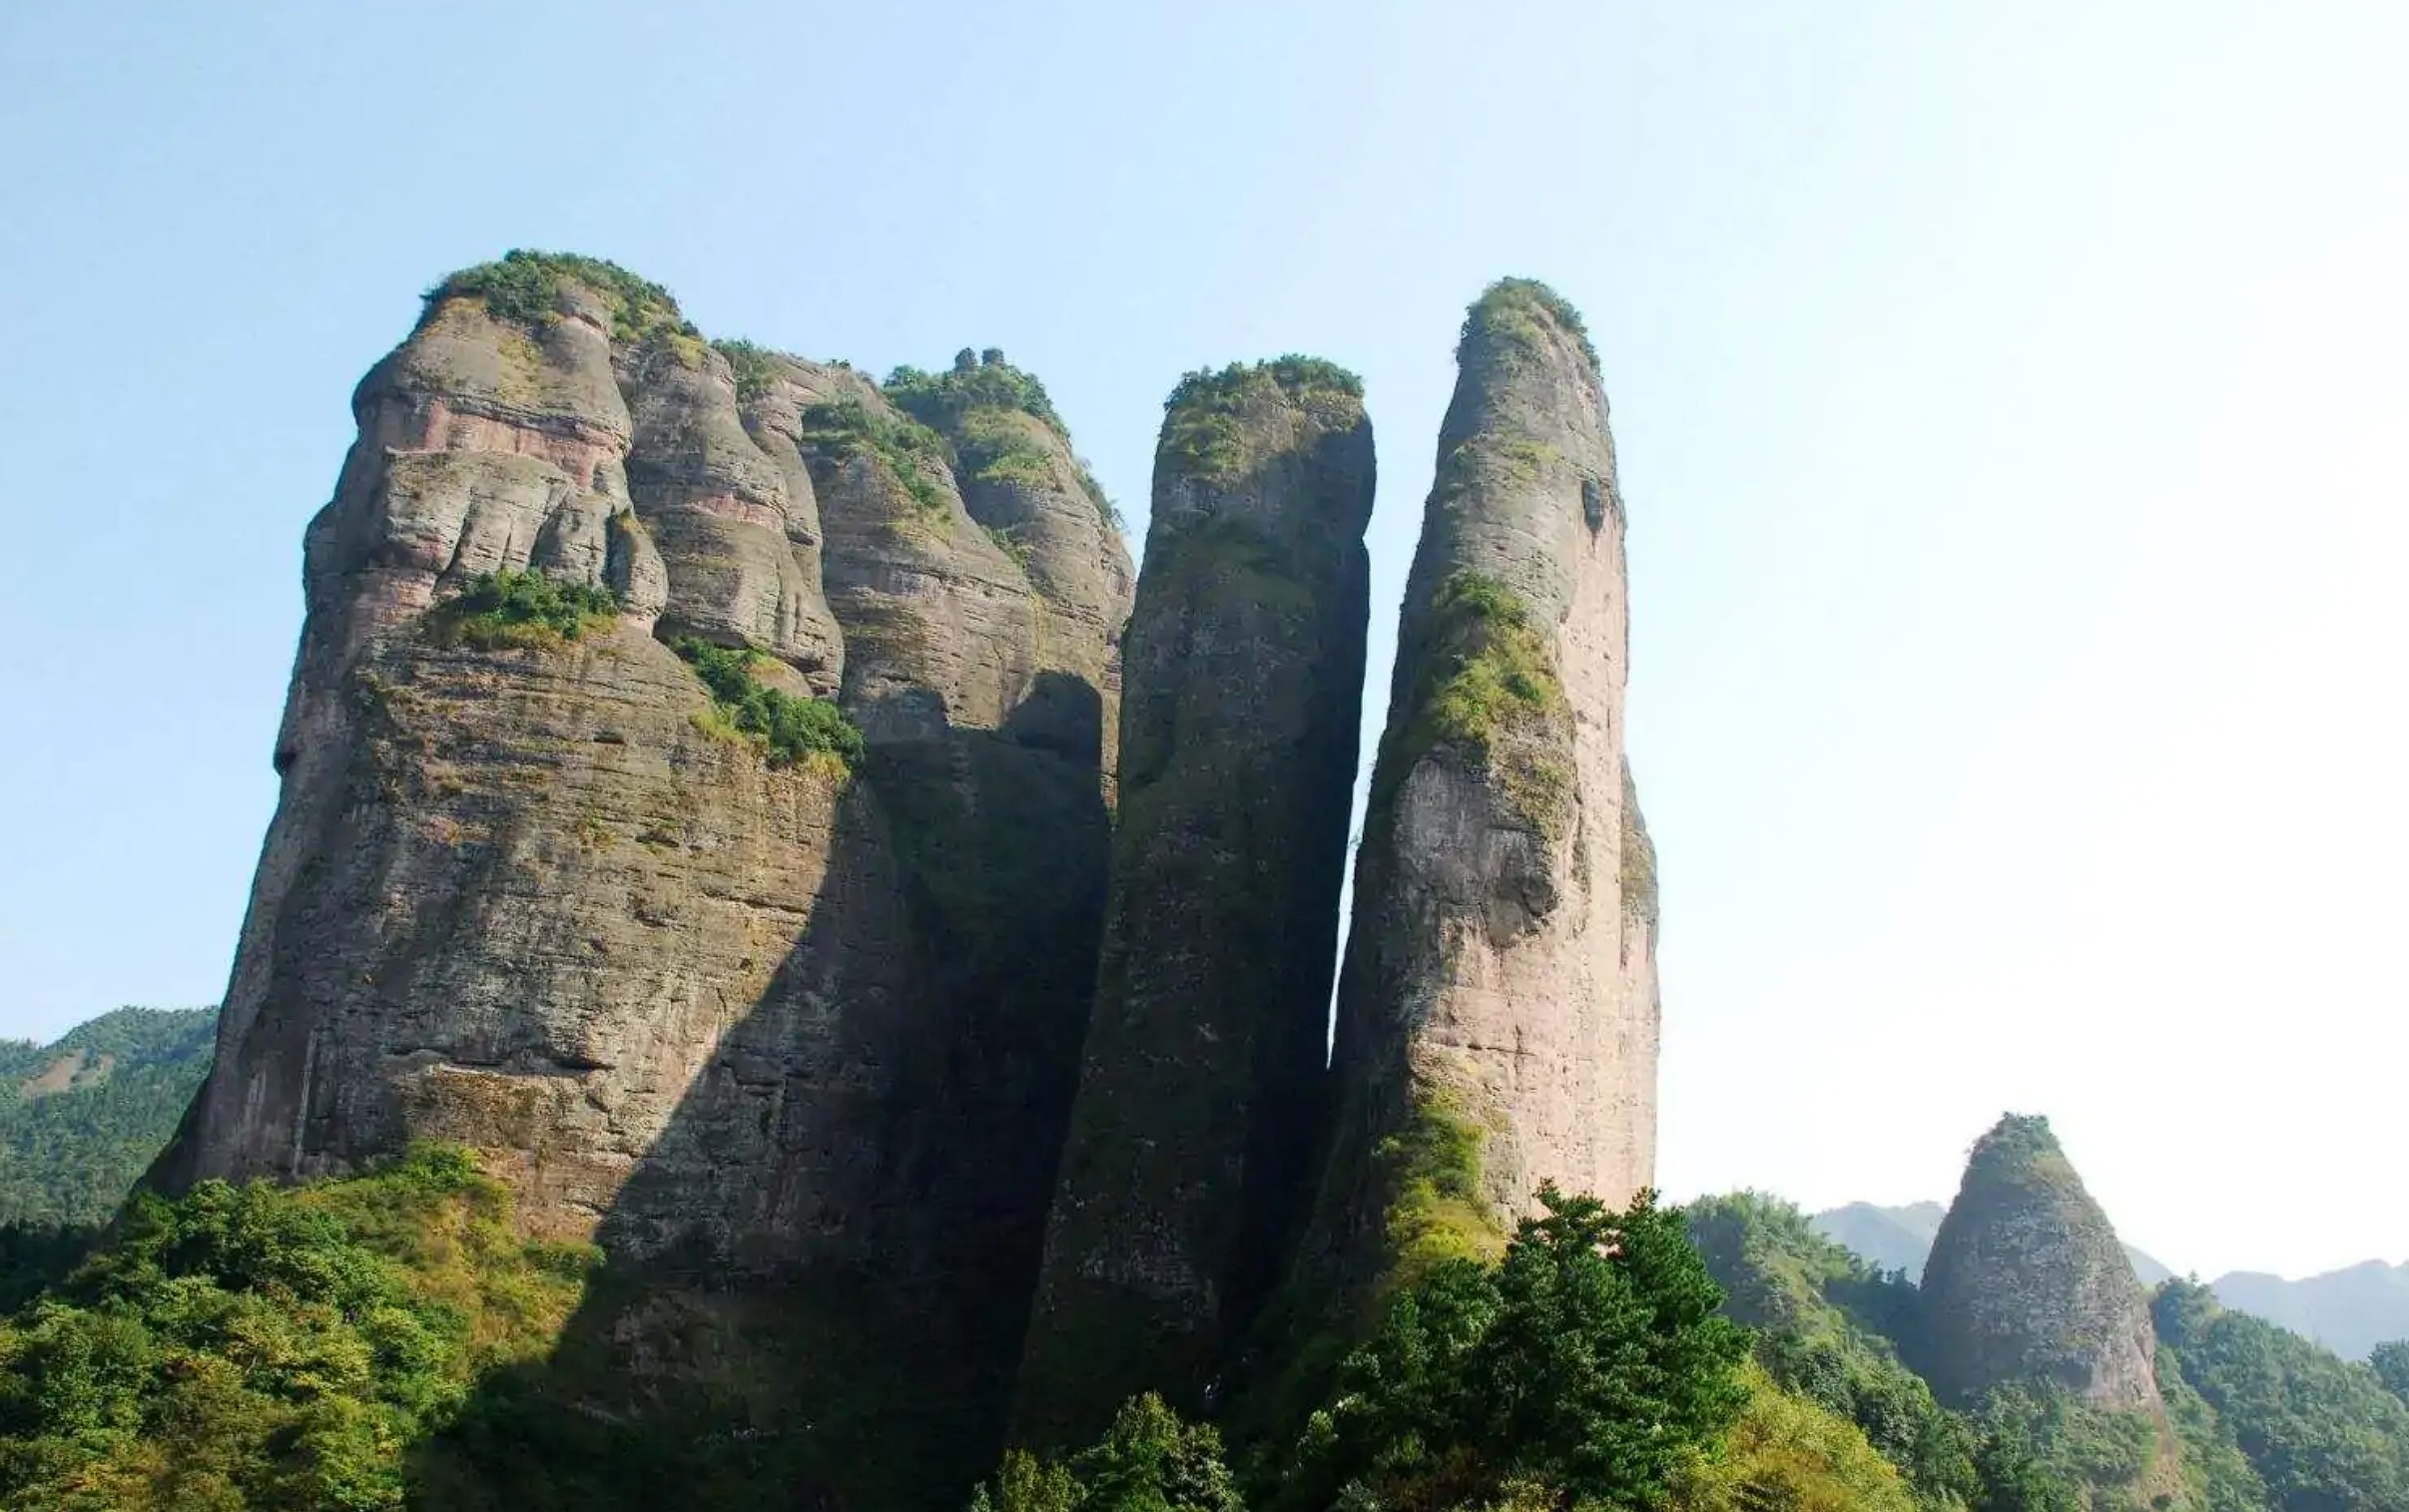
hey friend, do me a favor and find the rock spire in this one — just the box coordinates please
[1282,278,1659,1337]
[1015,357,1376,1444]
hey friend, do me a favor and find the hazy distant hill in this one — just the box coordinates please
[0,1006,216,1229]
[1814,1199,2409,1359]
[2213,1260,2409,1362]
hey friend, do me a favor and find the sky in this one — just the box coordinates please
[2,1,2403,1281]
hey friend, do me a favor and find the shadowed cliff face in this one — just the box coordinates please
[148,256,1130,1502]
[1013,359,1375,1446]
[1921,1115,2165,1415]
[1266,281,1659,1379]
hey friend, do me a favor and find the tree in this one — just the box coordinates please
[1282,1186,1750,1510]
[968,1395,1241,1512]
[2372,1341,2409,1409]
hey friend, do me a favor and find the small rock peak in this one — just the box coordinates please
[1154,357,1372,537]
[1456,276,1602,385]
[883,348,1137,621]
[1921,1113,2166,1414]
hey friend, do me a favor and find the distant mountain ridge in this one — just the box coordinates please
[1814,1199,2408,1360]
[0,1006,216,1230]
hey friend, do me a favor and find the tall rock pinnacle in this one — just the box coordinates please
[1279,279,1659,1345]
[1921,1114,2166,1414]
[1014,359,1375,1445]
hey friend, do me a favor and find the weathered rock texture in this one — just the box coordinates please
[149,253,1131,1501]
[884,350,1137,780]
[1921,1115,2166,1414]
[1278,281,1659,1351]
[1014,360,1375,1444]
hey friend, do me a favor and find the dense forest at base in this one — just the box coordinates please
[0,1147,2401,1511]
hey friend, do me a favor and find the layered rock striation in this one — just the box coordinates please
[151,255,1135,1468]
[1920,1115,2165,1414]
[150,257,1669,1497]
[1015,359,1375,1443]
[1283,280,1659,1335]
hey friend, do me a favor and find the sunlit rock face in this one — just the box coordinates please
[1273,281,1659,1374]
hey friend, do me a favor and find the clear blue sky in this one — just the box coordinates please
[3,2,2402,1279]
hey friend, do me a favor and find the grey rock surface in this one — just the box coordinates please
[1014,360,1374,1445]
[1921,1115,2166,1414]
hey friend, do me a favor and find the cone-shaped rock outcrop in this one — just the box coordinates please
[1015,358,1376,1444]
[1281,279,1660,1336]
[1921,1114,2166,1414]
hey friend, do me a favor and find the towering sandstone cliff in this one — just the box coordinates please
[1015,359,1376,1443]
[1922,1115,2165,1413]
[1282,280,1659,1337]
[142,257,1666,1498]
[150,252,1133,1493]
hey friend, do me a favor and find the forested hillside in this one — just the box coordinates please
[0,1007,215,1229]
[1699,1192,2409,1512]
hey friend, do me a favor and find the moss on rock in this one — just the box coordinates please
[1374,570,1572,841]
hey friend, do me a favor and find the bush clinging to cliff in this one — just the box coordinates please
[430,570,620,652]
[673,638,862,772]
[1372,571,1570,839]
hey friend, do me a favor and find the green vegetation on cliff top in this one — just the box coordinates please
[889,348,1073,439]
[0,1007,215,1235]
[1160,356,1364,482]
[888,349,1121,528]
[1459,276,1598,373]
[673,637,862,773]
[425,250,701,356]
[428,570,620,654]
[709,337,783,401]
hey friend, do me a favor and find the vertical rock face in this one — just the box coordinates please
[152,255,1130,1456]
[1015,359,1375,1443]
[1921,1115,2165,1414]
[1285,280,1658,1335]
